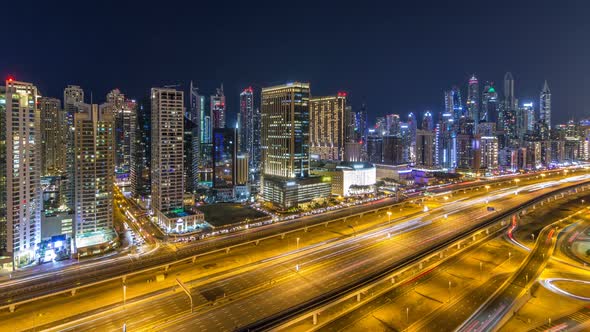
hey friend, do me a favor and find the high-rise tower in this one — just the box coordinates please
[63,85,84,210]
[74,104,115,241]
[540,80,551,129]
[444,86,463,120]
[422,111,434,131]
[211,85,226,129]
[466,75,479,130]
[503,72,516,111]
[239,87,254,156]
[151,87,185,227]
[481,83,499,123]
[104,89,136,191]
[1,79,42,268]
[309,92,346,161]
[261,82,311,178]
[39,97,65,175]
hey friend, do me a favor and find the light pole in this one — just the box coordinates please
[387,211,392,224]
[123,282,127,306]
[531,233,535,242]
[296,237,300,250]
[508,252,512,263]
[348,225,356,237]
[448,281,452,302]
[406,307,409,323]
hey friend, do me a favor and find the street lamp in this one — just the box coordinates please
[296,237,300,250]
[123,283,127,306]
[485,185,490,191]
[387,211,392,224]
[348,225,357,237]
[448,281,452,302]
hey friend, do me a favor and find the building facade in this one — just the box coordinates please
[211,85,226,129]
[151,87,186,228]
[39,97,65,175]
[309,93,346,161]
[540,80,551,129]
[74,105,115,244]
[2,80,42,268]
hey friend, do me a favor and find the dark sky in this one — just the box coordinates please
[4,0,590,125]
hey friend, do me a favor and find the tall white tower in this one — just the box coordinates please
[2,79,42,268]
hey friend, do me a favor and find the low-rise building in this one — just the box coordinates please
[313,162,376,197]
[262,176,331,210]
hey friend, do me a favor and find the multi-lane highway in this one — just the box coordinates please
[3,169,566,311]
[20,174,587,332]
[458,219,558,331]
[311,188,590,332]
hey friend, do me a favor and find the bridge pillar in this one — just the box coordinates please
[325,222,329,228]
[419,262,423,270]
[391,276,395,284]
[71,289,77,296]
[304,227,308,233]
[472,235,476,241]
[225,248,230,254]
[255,240,260,246]
[9,305,15,313]
[486,229,489,235]
[457,242,461,249]
[281,233,285,240]
[192,256,197,264]
[440,252,443,258]
[313,313,318,325]
[164,265,170,272]
[122,275,127,283]
[357,293,361,302]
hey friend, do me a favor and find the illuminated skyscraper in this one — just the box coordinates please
[74,104,114,242]
[238,87,261,174]
[540,80,551,129]
[309,92,346,161]
[421,111,434,131]
[131,97,151,199]
[64,85,84,210]
[211,85,226,129]
[444,86,463,120]
[1,79,42,268]
[151,87,185,228]
[416,130,435,166]
[104,89,136,191]
[385,114,400,136]
[213,128,237,189]
[261,82,311,178]
[503,72,516,111]
[480,136,499,170]
[481,83,498,123]
[466,75,479,129]
[39,97,65,175]
[261,82,330,208]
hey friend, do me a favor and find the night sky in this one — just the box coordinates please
[3,0,590,125]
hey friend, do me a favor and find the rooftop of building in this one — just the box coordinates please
[261,81,310,92]
[165,208,202,219]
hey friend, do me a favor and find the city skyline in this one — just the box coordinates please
[2,1,590,125]
[2,3,590,331]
